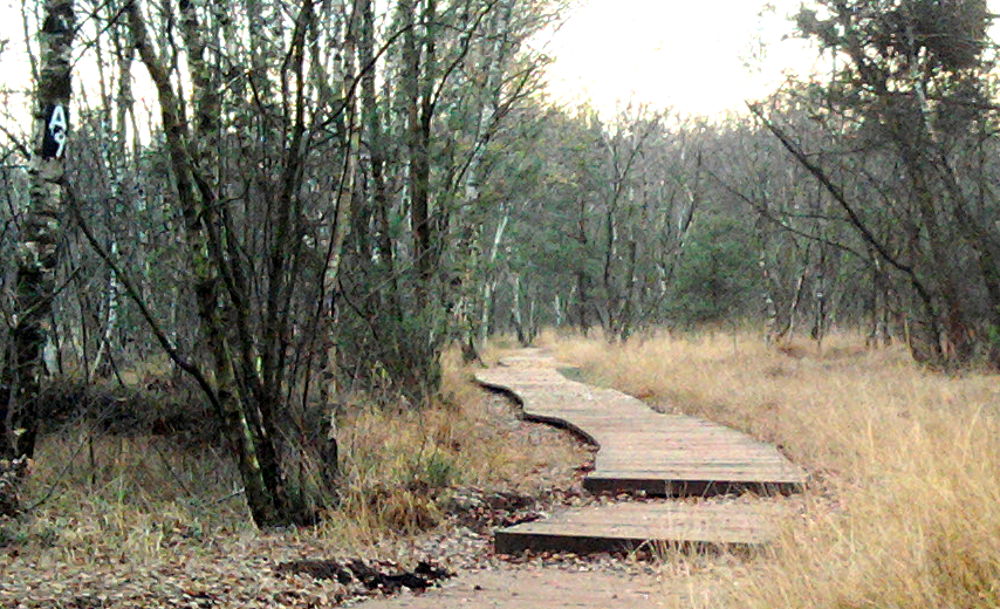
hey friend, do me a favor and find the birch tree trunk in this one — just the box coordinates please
[1,0,75,460]
[316,0,359,478]
[89,19,132,381]
[456,0,516,359]
[478,212,508,347]
[403,0,435,297]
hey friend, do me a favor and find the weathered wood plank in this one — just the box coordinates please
[494,503,777,555]
[582,476,803,497]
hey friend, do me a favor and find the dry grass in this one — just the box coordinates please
[325,346,582,545]
[543,328,1000,609]
[9,430,247,567]
[3,345,582,567]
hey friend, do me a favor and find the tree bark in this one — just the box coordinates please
[403,0,434,296]
[1,0,75,460]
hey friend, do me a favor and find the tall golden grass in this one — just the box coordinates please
[543,328,1000,609]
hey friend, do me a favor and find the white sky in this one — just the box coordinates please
[539,0,823,119]
[540,0,1000,119]
[3,0,1000,125]
[3,0,815,124]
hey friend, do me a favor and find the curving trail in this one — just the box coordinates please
[475,349,806,554]
[355,348,807,608]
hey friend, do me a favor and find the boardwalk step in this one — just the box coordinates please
[494,503,778,555]
[583,473,804,497]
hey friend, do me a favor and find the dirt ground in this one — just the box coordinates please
[349,567,677,609]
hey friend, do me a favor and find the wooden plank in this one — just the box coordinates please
[494,503,777,555]
[582,476,803,497]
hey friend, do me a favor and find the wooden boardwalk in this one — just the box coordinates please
[494,502,779,554]
[475,349,806,554]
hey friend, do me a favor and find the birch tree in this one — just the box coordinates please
[1,0,75,460]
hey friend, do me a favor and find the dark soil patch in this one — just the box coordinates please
[273,558,453,593]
